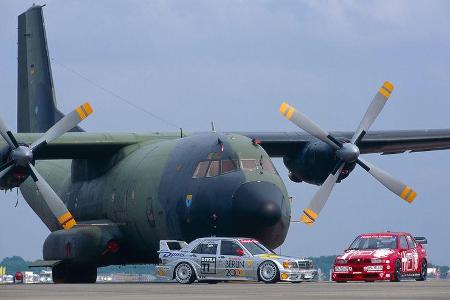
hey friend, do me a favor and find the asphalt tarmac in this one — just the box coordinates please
[1,281,449,300]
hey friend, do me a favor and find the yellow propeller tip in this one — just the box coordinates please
[383,81,394,92]
[82,102,93,115]
[279,102,290,114]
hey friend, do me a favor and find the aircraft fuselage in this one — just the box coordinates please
[20,133,291,266]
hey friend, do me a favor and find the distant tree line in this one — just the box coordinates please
[0,256,448,279]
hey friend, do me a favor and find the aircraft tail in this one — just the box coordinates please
[17,5,82,133]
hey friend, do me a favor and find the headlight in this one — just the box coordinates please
[371,258,383,264]
[365,265,383,272]
[282,261,298,269]
[335,259,347,264]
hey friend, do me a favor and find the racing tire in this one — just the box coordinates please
[390,259,402,282]
[258,261,279,284]
[174,262,196,284]
[416,260,427,281]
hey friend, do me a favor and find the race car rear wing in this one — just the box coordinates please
[414,237,427,245]
[159,240,188,252]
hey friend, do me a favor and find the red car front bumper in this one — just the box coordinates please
[332,265,393,281]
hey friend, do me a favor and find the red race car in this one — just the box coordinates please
[332,232,427,282]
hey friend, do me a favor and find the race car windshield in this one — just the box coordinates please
[348,236,398,250]
[240,239,273,255]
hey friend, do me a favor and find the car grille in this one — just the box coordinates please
[297,261,312,269]
[348,259,371,264]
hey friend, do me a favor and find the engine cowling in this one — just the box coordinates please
[283,141,356,185]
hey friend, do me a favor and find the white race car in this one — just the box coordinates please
[155,237,317,284]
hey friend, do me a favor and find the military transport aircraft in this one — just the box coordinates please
[1,5,450,283]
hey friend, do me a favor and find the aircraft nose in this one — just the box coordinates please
[232,181,284,231]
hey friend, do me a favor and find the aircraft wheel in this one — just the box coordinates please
[175,262,196,284]
[416,260,427,281]
[390,259,402,282]
[258,261,279,283]
[52,263,97,283]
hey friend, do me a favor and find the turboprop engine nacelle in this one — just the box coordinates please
[283,141,356,185]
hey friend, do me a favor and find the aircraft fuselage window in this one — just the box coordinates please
[221,160,239,174]
[260,158,278,174]
[206,161,220,177]
[193,161,210,178]
[241,159,258,171]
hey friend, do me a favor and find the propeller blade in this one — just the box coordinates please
[351,81,394,144]
[30,102,93,150]
[300,163,345,225]
[357,158,416,203]
[0,117,17,148]
[0,161,14,178]
[279,102,342,149]
[28,163,77,230]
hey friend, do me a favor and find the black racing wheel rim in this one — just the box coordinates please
[395,260,402,281]
[421,261,427,279]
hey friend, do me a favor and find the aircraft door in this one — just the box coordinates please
[217,240,249,280]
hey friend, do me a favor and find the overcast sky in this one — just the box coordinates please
[1,0,450,266]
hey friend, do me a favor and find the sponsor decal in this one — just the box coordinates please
[258,254,280,259]
[246,260,254,267]
[226,268,244,277]
[373,249,395,258]
[240,239,259,244]
[162,252,185,258]
[201,257,217,274]
[225,260,244,269]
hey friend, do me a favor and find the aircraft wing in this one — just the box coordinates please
[7,132,179,159]
[6,129,450,160]
[241,129,450,157]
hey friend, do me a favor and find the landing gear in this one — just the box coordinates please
[52,263,97,283]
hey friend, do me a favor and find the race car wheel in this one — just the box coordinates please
[390,259,402,282]
[416,260,427,281]
[258,261,279,283]
[175,262,196,284]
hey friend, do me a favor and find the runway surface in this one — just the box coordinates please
[1,281,449,300]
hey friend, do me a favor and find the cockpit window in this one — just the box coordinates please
[240,159,258,171]
[221,160,239,174]
[206,161,220,177]
[260,157,278,175]
[193,159,241,178]
[193,161,210,178]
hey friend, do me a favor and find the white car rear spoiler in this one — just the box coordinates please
[159,240,188,252]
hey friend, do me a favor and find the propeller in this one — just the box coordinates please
[0,102,93,230]
[280,81,416,225]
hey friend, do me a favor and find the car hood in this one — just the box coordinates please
[337,249,396,260]
[254,253,304,262]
